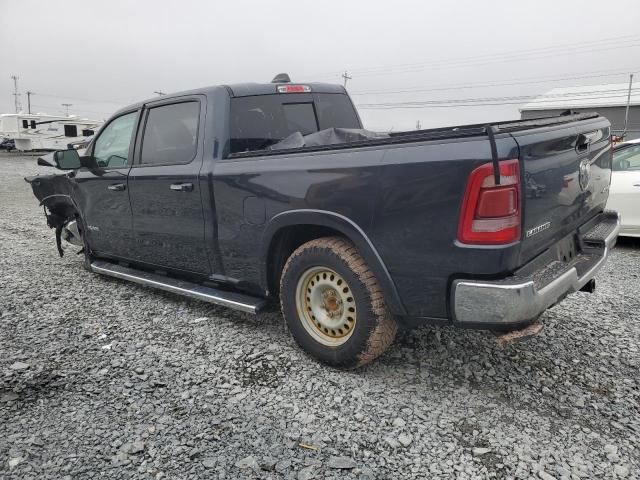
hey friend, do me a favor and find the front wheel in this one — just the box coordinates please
[280,237,397,368]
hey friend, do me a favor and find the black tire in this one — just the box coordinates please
[280,236,397,368]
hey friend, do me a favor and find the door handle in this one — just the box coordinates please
[633,184,640,187]
[107,183,126,191]
[170,183,194,192]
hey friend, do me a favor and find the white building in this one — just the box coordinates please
[520,83,640,140]
[0,113,102,151]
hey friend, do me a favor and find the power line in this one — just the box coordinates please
[356,42,640,79]
[358,87,640,106]
[350,68,639,96]
[354,38,640,76]
[31,103,114,116]
[34,92,129,105]
[306,34,640,81]
[357,89,640,110]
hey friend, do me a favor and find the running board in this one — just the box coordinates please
[90,260,267,314]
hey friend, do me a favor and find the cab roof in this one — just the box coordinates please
[113,82,346,116]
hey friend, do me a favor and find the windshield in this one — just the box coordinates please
[229,93,361,154]
[613,144,640,171]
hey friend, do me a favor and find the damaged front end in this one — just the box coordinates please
[24,170,83,257]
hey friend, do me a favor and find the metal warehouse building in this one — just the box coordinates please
[520,82,639,140]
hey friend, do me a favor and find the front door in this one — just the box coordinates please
[127,98,210,274]
[75,110,138,258]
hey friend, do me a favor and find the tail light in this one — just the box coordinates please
[457,159,521,245]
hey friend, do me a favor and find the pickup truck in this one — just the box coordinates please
[26,75,620,368]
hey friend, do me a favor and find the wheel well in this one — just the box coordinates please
[267,225,346,296]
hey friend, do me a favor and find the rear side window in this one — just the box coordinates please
[230,93,360,154]
[140,102,199,165]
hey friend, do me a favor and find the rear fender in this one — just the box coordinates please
[260,209,406,316]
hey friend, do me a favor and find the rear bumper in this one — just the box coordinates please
[451,211,620,328]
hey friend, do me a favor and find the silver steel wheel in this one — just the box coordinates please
[295,266,357,347]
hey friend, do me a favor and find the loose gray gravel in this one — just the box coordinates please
[1,153,639,479]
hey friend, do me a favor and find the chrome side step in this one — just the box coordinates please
[90,260,267,314]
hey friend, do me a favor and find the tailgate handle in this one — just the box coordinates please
[576,134,591,153]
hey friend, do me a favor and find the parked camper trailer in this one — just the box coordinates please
[0,113,102,151]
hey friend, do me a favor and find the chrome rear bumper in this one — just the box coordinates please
[452,211,620,327]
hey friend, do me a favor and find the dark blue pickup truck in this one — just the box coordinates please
[26,76,620,368]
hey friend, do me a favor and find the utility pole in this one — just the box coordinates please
[623,73,634,138]
[416,120,422,130]
[62,103,72,116]
[26,91,34,114]
[10,75,21,113]
[154,90,166,96]
[341,71,352,88]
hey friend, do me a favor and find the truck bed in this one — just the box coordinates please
[227,113,600,158]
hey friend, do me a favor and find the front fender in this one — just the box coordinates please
[25,173,79,225]
[260,209,406,316]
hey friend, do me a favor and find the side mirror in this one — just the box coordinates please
[80,155,98,169]
[53,149,81,170]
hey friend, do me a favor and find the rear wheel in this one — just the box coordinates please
[280,237,397,368]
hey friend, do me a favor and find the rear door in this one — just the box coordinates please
[512,117,612,261]
[127,97,210,273]
[607,142,640,235]
[74,110,139,257]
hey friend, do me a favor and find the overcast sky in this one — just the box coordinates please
[2,0,639,130]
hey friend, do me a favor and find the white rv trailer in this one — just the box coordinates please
[0,113,102,151]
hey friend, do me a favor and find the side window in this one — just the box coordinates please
[93,112,137,168]
[613,145,640,171]
[139,102,199,165]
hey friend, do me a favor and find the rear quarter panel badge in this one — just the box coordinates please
[526,221,551,238]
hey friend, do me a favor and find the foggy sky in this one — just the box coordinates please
[1,0,639,131]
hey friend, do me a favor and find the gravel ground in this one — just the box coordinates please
[1,153,639,480]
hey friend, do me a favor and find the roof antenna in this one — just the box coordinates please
[271,73,291,83]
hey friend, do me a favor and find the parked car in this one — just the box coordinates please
[0,137,15,151]
[607,138,640,237]
[25,77,620,368]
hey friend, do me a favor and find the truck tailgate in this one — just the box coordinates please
[511,116,612,263]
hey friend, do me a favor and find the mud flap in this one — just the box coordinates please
[55,224,64,257]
